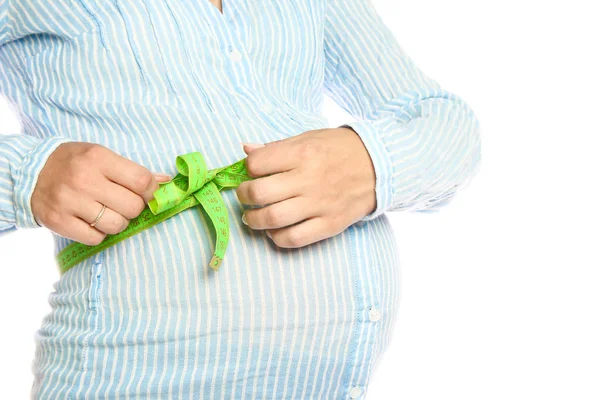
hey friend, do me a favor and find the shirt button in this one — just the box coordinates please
[368,307,381,322]
[260,102,273,113]
[230,48,242,62]
[349,386,364,398]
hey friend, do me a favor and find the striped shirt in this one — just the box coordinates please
[0,0,482,398]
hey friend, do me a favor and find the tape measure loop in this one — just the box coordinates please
[55,153,253,275]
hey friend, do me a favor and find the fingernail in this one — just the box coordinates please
[154,173,172,182]
[266,230,272,238]
[242,142,265,150]
[241,211,248,226]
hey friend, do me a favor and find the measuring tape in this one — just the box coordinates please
[55,152,254,276]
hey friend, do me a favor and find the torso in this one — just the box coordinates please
[0,1,402,398]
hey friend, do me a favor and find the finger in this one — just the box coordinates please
[267,216,335,248]
[244,139,302,178]
[89,176,148,220]
[235,169,303,206]
[242,196,313,230]
[153,173,172,183]
[53,214,108,247]
[72,197,129,235]
[242,143,264,154]
[101,152,160,203]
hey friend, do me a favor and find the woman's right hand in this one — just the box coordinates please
[31,142,172,246]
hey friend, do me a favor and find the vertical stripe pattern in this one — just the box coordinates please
[0,0,481,398]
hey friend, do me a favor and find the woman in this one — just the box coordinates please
[0,0,482,398]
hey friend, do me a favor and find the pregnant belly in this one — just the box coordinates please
[36,188,401,398]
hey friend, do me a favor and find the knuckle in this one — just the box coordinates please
[245,155,260,177]
[69,168,88,187]
[299,140,322,157]
[134,171,153,193]
[286,231,304,248]
[265,207,284,227]
[54,188,70,206]
[127,196,146,218]
[87,233,106,246]
[272,235,284,247]
[272,229,301,248]
[248,182,266,204]
[69,154,86,170]
[82,144,106,162]
[235,187,243,203]
[67,162,90,186]
[107,217,125,234]
[45,209,62,226]
[135,197,147,214]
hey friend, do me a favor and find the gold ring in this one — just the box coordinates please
[90,203,106,227]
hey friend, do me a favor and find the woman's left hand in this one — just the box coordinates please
[235,127,376,248]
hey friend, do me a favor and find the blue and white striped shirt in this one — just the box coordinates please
[0,0,481,398]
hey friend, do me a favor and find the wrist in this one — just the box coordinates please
[338,125,377,219]
[338,121,392,221]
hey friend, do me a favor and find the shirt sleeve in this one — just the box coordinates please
[0,40,74,236]
[0,125,73,235]
[0,3,75,235]
[323,0,483,222]
[0,0,9,46]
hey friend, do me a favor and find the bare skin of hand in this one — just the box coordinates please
[31,142,172,246]
[235,127,376,248]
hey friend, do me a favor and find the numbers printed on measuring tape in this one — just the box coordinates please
[56,153,252,275]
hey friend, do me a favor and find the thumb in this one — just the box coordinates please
[153,173,172,183]
[242,134,299,154]
[242,142,265,154]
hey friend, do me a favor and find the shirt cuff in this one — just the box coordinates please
[340,121,393,222]
[13,136,73,229]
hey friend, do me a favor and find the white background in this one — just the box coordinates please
[1,1,599,399]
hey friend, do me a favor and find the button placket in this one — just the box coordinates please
[214,6,276,119]
[213,11,251,113]
[346,306,382,397]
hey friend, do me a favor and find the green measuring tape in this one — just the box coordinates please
[55,152,254,276]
